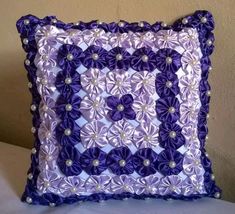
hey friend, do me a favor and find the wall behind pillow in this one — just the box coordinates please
[0,0,234,202]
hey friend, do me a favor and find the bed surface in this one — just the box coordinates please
[0,141,234,214]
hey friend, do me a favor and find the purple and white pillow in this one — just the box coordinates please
[16,10,221,206]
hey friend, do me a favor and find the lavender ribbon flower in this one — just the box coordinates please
[179,28,199,51]
[79,95,106,121]
[56,29,84,46]
[106,94,136,121]
[59,177,85,197]
[155,30,179,49]
[107,120,135,147]
[106,70,131,96]
[81,68,106,95]
[38,120,57,145]
[109,32,132,48]
[133,95,156,122]
[131,71,155,96]
[85,175,111,193]
[131,32,155,49]
[83,29,109,48]
[135,175,160,195]
[133,122,159,148]
[158,175,182,195]
[80,121,108,148]
[110,175,135,194]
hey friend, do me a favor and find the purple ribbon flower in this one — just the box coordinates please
[156,97,180,123]
[57,144,82,176]
[155,48,182,72]
[159,122,185,150]
[107,147,134,175]
[80,147,107,175]
[55,94,81,120]
[106,47,131,71]
[157,149,184,176]
[55,69,81,96]
[57,44,84,71]
[133,148,158,176]
[130,47,156,72]
[56,119,80,146]
[155,72,179,98]
[106,94,136,121]
[82,45,108,69]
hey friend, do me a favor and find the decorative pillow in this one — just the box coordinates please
[16,10,221,206]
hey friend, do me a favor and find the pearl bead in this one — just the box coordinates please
[169,131,176,138]
[27,82,32,88]
[65,77,72,84]
[27,173,33,180]
[25,59,30,65]
[182,18,188,25]
[206,135,209,140]
[206,90,211,96]
[119,159,126,167]
[205,152,209,157]
[71,187,77,193]
[23,38,29,45]
[166,81,173,88]
[92,133,98,140]
[74,21,80,26]
[92,53,99,60]
[118,21,125,27]
[214,192,220,199]
[97,20,103,25]
[41,78,48,85]
[46,155,52,161]
[64,128,71,136]
[26,197,32,204]
[144,135,151,142]
[142,79,149,85]
[44,181,50,188]
[30,104,37,111]
[92,159,100,167]
[116,54,123,61]
[166,57,173,64]
[24,19,30,25]
[117,104,124,111]
[206,39,212,46]
[120,132,126,139]
[209,66,212,71]
[96,184,101,191]
[66,53,74,61]
[138,22,144,27]
[31,127,36,133]
[161,22,167,27]
[51,18,57,24]
[200,17,207,23]
[169,161,176,168]
[49,203,56,207]
[31,147,37,154]
[168,107,175,113]
[66,159,73,167]
[143,159,150,167]
[93,101,99,108]
[211,174,215,180]
[194,160,200,165]
[206,114,210,119]
[141,55,149,62]
[65,104,73,111]
[42,105,48,112]
[124,185,129,191]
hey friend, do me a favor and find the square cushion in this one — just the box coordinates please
[16,10,221,206]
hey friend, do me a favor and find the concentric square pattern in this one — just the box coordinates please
[16,10,221,206]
